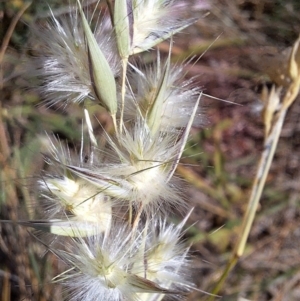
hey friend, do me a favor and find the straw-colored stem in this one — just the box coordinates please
[111,113,118,136]
[132,203,143,232]
[128,199,133,226]
[209,76,299,298]
[208,108,286,299]
[119,57,128,133]
[236,109,286,256]
[0,2,31,65]
[130,203,143,253]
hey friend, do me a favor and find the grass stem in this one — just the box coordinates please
[208,36,300,298]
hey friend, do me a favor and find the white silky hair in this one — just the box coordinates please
[31,5,120,108]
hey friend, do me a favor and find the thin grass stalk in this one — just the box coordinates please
[208,35,300,298]
[119,57,128,133]
[0,2,32,65]
[208,108,286,299]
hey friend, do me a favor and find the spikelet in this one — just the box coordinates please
[61,119,189,216]
[133,211,194,301]
[31,5,120,108]
[132,0,196,54]
[113,0,197,57]
[125,58,203,132]
[39,136,112,235]
[53,224,182,301]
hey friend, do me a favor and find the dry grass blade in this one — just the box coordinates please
[0,2,32,65]
[208,35,300,300]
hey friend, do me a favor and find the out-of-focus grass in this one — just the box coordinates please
[1,0,300,300]
[0,1,88,300]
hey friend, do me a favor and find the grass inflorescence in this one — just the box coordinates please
[1,1,300,301]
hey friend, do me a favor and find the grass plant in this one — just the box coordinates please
[1,1,300,301]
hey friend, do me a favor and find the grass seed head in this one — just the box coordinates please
[130,0,197,54]
[42,176,112,226]
[125,59,203,132]
[64,120,185,215]
[31,6,119,108]
[40,137,112,233]
[54,224,181,300]
[133,213,193,296]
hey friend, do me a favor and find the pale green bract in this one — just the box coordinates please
[114,0,131,59]
[77,0,118,115]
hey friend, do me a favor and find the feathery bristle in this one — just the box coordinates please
[125,59,203,132]
[31,7,120,108]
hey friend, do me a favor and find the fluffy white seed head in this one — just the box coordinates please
[131,0,197,54]
[40,137,112,234]
[42,176,111,226]
[125,59,203,132]
[133,212,194,299]
[31,7,120,108]
[54,224,179,301]
[54,225,134,301]
[64,121,185,215]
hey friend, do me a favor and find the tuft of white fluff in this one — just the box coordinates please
[125,59,203,132]
[40,136,112,233]
[54,224,182,301]
[31,7,120,108]
[131,0,197,54]
[62,120,186,215]
[133,211,194,300]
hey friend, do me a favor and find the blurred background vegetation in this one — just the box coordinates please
[1,0,300,300]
